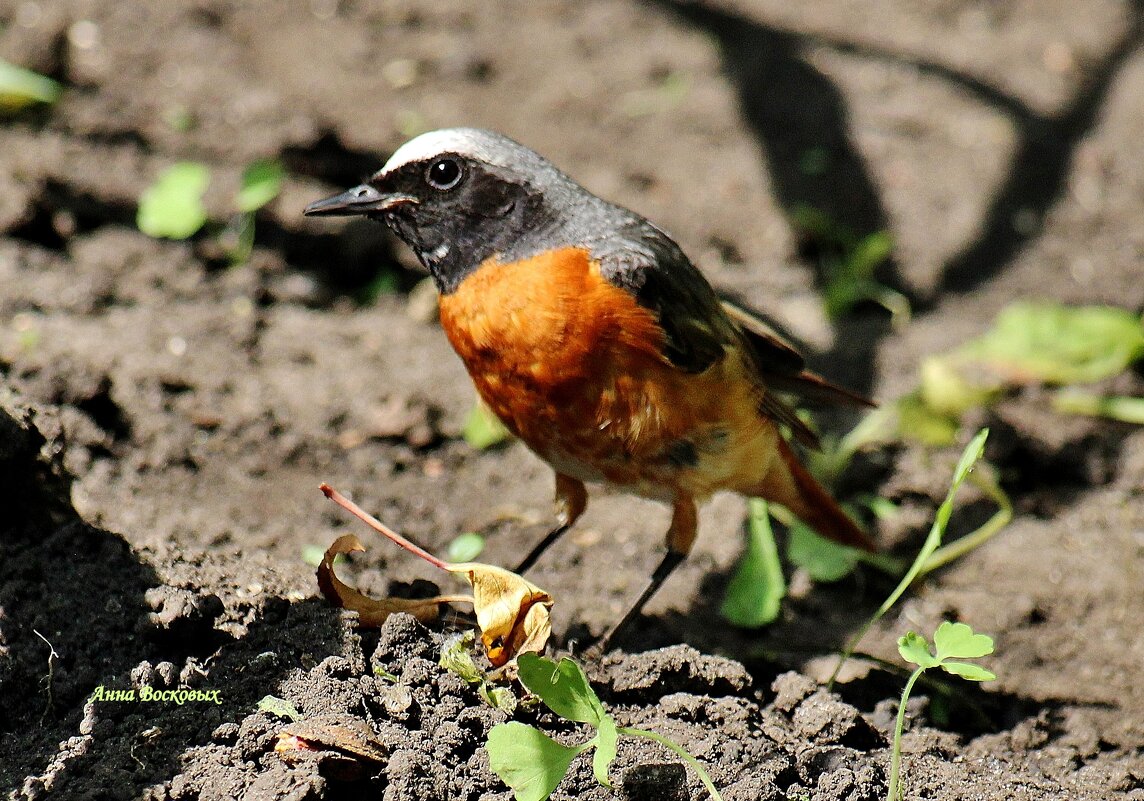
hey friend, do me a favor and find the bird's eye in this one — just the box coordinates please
[425,158,463,190]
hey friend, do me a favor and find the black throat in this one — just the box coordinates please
[389,187,554,295]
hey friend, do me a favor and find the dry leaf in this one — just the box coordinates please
[275,716,389,781]
[316,534,470,627]
[451,563,553,667]
[318,484,553,665]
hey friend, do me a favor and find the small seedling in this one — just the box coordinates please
[889,622,995,801]
[439,631,516,712]
[463,401,511,450]
[487,652,724,801]
[721,499,901,628]
[137,162,211,240]
[225,158,285,264]
[791,206,908,326]
[137,157,285,263]
[33,629,59,724]
[846,302,1144,449]
[446,531,486,563]
[829,428,1009,685]
[1051,391,1144,425]
[782,499,902,583]
[720,498,785,627]
[0,59,62,112]
[786,520,862,583]
[257,695,302,722]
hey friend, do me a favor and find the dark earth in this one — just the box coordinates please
[2,0,1143,799]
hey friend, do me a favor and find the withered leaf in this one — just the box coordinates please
[275,716,389,763]
[316,534,470,627]
[275,716,390,782]
[318,484,553,666]
[449,562,553,667]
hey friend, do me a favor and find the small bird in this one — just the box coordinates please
[305,128,874,646]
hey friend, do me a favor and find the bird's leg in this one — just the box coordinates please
[513,473,587,574]
[592,497,697,653]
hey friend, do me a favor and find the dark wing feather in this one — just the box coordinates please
[722,297,876,409]
[594,223,732,374]
[594,224,870,450]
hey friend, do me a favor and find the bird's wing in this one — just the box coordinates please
[721,298,876,410]
[595,223,875,450]
[595,224,827,448]
[594,223,732,374]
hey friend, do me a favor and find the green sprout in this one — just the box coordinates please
[890,622,995,801]
[791,206,908,326]
[137,157,285,264]
[786,520,862,583]
[0,59,62,113]
[463,401,511,450]
[439,632,516,712]
[720,499,785,627]
[137,162,211,240]
[445,531,486,563]
[256,694,302,722]
[829,428,1009,685]
[225,158,285,264]
[721,500,901,628]
[487,653,724,801]
[845,302,1144,449]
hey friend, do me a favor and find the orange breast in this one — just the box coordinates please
[437,247,774,499]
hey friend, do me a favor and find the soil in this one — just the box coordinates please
[2,1,1143,799]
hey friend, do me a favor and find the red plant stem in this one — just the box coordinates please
[319,483,450,570]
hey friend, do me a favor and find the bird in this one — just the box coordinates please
[305,127,875,647]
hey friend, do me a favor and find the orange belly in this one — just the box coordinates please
[437,247,780,501]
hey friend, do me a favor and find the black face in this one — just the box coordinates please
[371,155,546,294]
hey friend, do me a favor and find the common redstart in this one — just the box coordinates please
[305,128,874,646]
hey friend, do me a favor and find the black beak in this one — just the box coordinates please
[303,184,417,217]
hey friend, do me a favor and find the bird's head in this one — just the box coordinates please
[304,128,595,294]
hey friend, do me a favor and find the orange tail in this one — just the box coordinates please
[759,439,876,552]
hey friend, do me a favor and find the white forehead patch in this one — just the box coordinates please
[380,128,511,174]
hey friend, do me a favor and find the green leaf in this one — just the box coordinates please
[463,402,511,450]
[787,521,860,582]
[487,722,583,801]
[933,621,994,661]
[137,162,211,239]
[721,498,786,627]
[516,653,606,726]
[1052,392,1144,424]
[439,632,483,684]
[373,665,399,682]
[300,543,325,568]
[0,59,62,112]
[851,231,894,275]
[940,662,996,682]
[952,428,989,486]
[592,717,618,787]
[235,158,285,213]
[958,302,1144,385]
[896,392,960,447]
[446,532,486,563]
[479,683,518,713]
[920,356,1000,417]
[897,631,939,670]
[359,269,401,303]
[856,494,899,521]
[829,429,994,687]
[256,695,301,721]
